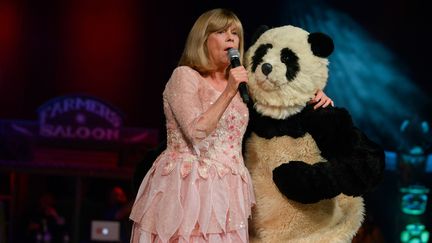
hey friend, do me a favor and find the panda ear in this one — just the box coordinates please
[249,25,270,48]
[307,32,334,58]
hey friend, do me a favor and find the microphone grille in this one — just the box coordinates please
[227,48,240,59]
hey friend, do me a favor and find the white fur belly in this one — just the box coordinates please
[245,133,324,170]
[245,133,364,242]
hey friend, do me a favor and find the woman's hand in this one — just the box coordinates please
[227,66,248,96]
[310,89,334,109]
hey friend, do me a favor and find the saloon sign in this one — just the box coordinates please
[38,95,123,141]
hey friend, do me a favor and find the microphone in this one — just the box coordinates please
[227,48,250,104]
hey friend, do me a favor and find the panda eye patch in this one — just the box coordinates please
[280,48,298,64]
[280,48,300,81]
[252,44,273,72]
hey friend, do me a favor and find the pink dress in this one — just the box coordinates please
[129,66,255,243]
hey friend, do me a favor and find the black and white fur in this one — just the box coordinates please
[243,25,385,243]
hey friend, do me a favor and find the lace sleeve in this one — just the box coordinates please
[164,66,208,146]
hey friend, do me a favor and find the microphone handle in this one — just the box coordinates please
[230,57,250,104]
[238,82,250,104]
[231,57,241,68]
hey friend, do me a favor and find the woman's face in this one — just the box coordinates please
[206,24,240,69]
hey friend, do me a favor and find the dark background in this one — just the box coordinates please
[1,1,431,242]
[0,0,431,141]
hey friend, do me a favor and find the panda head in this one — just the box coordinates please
[244,25,334,119]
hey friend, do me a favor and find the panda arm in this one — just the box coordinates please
[272,147,384,204]
[300,106,386,196]
[334,128,386,195]
[302,105,354,156]
[273,160,345,204]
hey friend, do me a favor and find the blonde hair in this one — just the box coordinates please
[178,8,244,75]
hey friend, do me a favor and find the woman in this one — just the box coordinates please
[130,8,333,242]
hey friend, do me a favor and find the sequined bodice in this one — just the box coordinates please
[161,66,249,179]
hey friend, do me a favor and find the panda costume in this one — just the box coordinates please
[243,25,385,243]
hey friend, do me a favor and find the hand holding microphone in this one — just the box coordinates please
[227,48,250,104]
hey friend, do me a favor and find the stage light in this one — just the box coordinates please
[400,185,429,215]
[400,146,426,166]
[400,223,429,243]
[278,1,430,149]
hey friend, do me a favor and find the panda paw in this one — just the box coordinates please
[272,161,324,204]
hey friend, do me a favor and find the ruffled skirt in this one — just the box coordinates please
[129,152,255,243]
[130,223,248,243]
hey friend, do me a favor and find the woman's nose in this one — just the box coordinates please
[226,33,234,42]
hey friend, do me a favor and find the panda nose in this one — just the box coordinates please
[261,63,273,76]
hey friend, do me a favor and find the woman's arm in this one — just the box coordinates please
[165,66,247,145]
[193,66,248,139]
